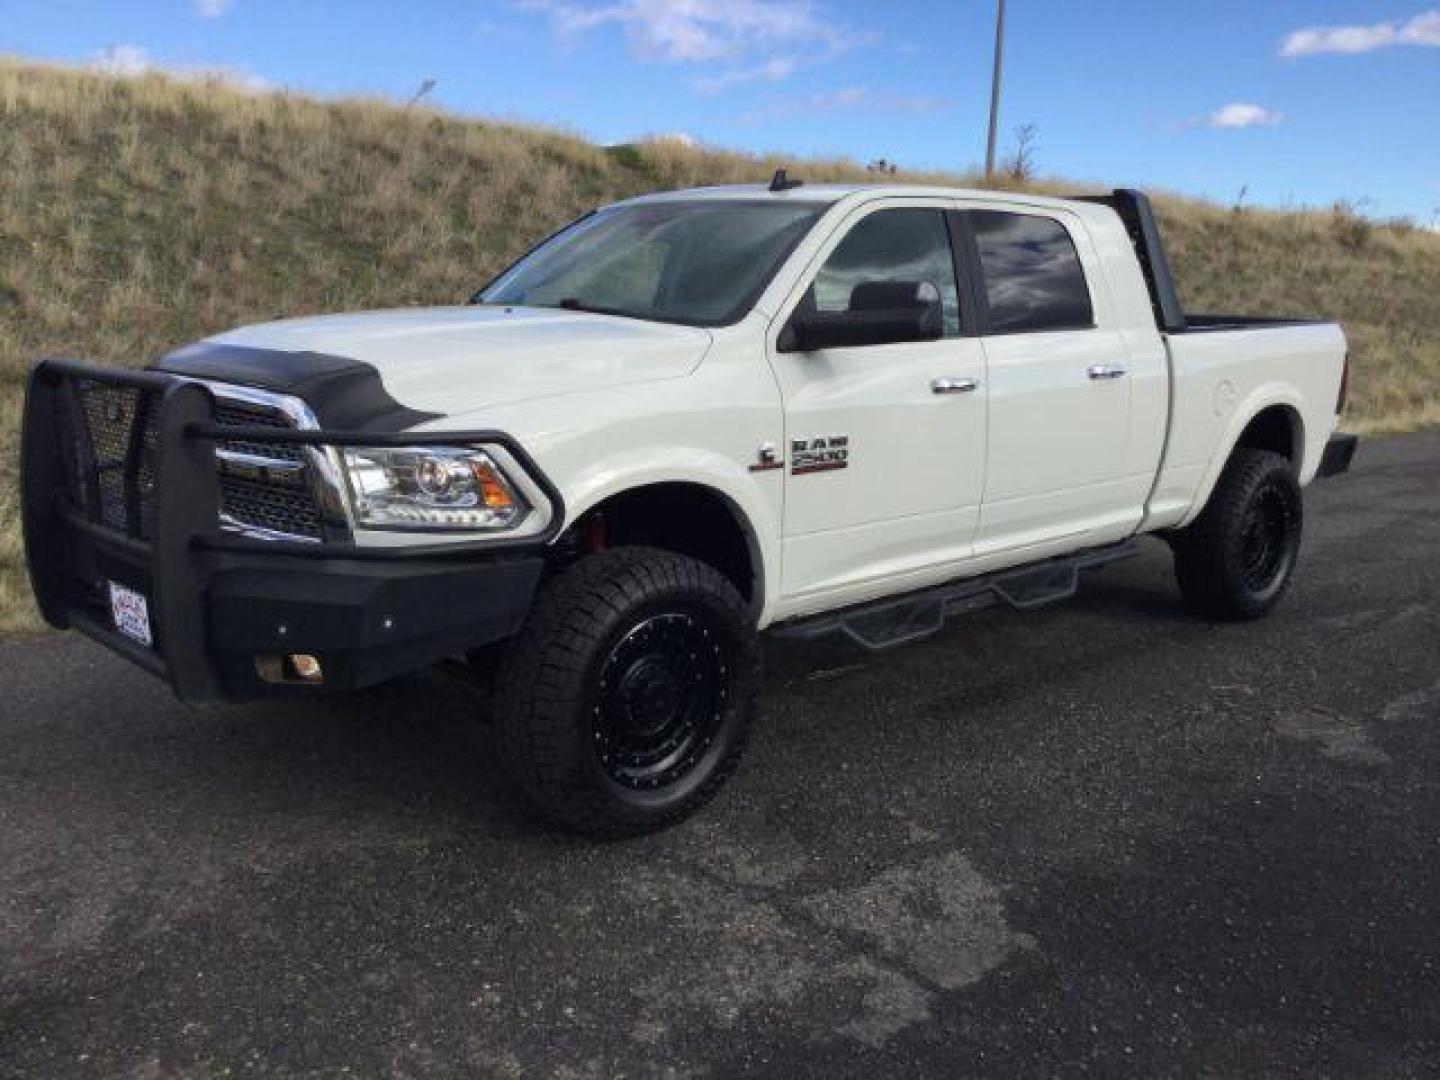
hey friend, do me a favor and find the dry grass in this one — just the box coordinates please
[2,58,1438,635]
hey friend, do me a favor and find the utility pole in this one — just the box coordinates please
[984,0,1006,180]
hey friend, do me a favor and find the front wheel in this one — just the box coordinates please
[1171,447,1303,620]
[490,547,758,837]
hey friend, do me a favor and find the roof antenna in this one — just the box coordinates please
[768,168,804,192]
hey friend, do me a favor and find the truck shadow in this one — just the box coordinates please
[150,551,1196,840]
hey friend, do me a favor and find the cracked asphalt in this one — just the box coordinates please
[1,430,1437,1078]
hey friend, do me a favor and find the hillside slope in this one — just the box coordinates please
[3,59,1438,633]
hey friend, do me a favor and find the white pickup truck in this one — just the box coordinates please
[22,180,1356,835]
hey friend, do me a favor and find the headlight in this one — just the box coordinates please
[341,446,529,531]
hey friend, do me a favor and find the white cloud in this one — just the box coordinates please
[739,85,946,124]
[516,0,863,90]
[92,44,154,77]
[89,45,273,92]
[519,0,858,61]
[1207,102,1284,129]
[693,55,798,94]
[1280,8,1440,57]
[194,0,237,16]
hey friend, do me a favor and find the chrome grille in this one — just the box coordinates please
[219,473,324,538]
[213,402,305,461]
[210,393,326,542]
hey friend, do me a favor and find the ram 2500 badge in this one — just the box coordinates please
[21,179,1357,835]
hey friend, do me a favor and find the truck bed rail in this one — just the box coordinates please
[1071,190,1328,336]
[1072,189,1189,333]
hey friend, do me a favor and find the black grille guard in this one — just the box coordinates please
[21,358,564,702]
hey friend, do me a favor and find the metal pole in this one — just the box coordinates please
[984,0,1006,179]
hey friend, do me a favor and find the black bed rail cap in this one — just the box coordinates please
[1069,188,1188,334]
[769,168,804,192]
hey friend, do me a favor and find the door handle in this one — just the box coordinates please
[931,377,979,395]
[1087,364,1128,381]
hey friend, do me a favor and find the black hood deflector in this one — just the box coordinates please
[153,342,442,433]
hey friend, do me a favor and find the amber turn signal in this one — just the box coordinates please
[470,460,516,509]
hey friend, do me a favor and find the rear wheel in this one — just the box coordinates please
[490,547,757,837]
[1172,448,1303,620]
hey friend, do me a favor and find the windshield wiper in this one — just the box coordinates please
[553,297,649,320]
[501,296,659,323]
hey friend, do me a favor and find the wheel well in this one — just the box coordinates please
[569,483,760,609]
[1234,404,1302,466]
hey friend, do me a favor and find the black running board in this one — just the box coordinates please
[771,541,1139,651]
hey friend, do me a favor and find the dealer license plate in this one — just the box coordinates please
[108,581,153,648]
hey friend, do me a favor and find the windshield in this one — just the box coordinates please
[479,200,825,326]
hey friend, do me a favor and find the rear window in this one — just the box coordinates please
[969,211,1093,333]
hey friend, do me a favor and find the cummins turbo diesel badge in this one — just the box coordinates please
[791,435,849,475]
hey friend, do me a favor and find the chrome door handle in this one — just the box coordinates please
[1087,364,1128,380]
[931,377,979,395]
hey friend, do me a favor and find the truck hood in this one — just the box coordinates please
[196,305,713,416]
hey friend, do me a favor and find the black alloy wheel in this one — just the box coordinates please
[491,547,758,836]
[1173,447,1304,620]
[593,611,731,793]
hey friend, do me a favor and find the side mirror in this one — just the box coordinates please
[777,280,944,353]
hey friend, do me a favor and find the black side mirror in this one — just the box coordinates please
[777,280,943,353]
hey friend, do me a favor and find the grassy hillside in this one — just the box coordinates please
[3,59,1438,635]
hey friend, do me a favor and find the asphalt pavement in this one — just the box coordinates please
[1,431,1437,1078]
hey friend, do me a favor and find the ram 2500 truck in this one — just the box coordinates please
[21,182,1356,835]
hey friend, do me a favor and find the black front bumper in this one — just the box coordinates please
[1317,432,1359,479]
[21,359,549,703]
[203,551,542,699]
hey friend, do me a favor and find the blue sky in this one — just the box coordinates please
[3,1,1438,221]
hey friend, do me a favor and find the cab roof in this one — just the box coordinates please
[615,182,1104,216]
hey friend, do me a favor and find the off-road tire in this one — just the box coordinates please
[1172,448,1303,620]
[490,547,758,837]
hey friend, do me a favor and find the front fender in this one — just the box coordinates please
[557,446,783,626]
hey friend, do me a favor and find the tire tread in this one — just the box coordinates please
[490,547,757,837]
[1172,448,1302,620]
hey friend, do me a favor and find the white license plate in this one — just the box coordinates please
[108,581,153,648]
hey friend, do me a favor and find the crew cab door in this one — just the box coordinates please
[766,202,987,605]
[958,207,1147,554]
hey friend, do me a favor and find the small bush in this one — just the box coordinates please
[1331,198,1373,252]
[1003,123,1038,184]
[603,143,645,172]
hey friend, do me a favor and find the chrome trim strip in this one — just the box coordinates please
[217,512,323,545]
[214,448,306,478]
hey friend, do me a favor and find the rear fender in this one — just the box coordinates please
[1177,386,1307,529]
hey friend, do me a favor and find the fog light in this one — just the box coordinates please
[289,653,323,682]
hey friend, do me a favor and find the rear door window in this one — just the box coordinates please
[968,211,1093,333]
